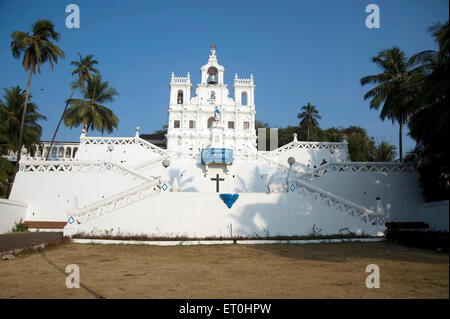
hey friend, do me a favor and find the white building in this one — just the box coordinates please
[1,46,445,237]
[166,46,257,154]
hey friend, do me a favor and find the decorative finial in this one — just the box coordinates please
[171,72,174,79]
[209,44,216,59]
[293,133,298,143]
[235,73,238,79]
[250,73,253,79]
[187,72,190,78]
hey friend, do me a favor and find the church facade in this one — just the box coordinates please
[166,46,256,154]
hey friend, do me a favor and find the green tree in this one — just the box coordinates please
[407,21,449,200]
[297,103,321,141]
[0,86,46,155]
[46,53,100,160]
[10,19,64,167]
[63,75,119,134]
[360,47,415,162]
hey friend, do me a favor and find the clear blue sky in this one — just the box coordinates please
[0,0,448,155]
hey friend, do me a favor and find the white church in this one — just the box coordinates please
[2,46,443,238]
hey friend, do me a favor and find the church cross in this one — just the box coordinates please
[211,174,224,193]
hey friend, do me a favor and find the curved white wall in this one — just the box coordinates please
[64,192,385,238]
[0,199,28,234]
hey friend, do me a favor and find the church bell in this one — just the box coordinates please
[208,74,217,85]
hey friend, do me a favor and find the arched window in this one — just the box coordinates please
[51,147,57,158]
[210,91,215,100]
[73,147,78,158]
[177,90,183,104]
[65,147,72,158]
[241,92,248,106]
[207,117,215,128]
[58,147,64,158]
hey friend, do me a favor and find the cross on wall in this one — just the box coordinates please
[211,174,224,193]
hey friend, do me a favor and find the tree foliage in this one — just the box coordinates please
[0,86,46,155]
[406,20,449,201]
[63,75,119,134]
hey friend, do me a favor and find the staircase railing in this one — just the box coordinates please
[19,160,155,184]
[299,162,416,183]
[290,178,384,223]
[70,180,161,224]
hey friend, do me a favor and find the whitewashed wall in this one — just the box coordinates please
[0,199,29,234]
[9,162,147,221]
[303,164,424,222]
[420,201,449,231]
[64,192,385,238]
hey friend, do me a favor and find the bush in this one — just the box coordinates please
[11,219,29,232]
[385,229,449,252]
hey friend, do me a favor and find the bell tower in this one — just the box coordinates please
[201,45,225,85]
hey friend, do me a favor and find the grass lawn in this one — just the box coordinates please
[0,241,448,299]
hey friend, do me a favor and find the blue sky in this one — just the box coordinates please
[0,0,448,155]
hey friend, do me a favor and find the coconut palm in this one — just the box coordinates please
[46,53,99,160]
[0,86,46,156]
[63,75,119,134]
[297,102,321,141]
[10,19,64,167]
[360,47,415,161]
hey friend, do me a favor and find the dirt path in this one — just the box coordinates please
[0,232,62,253]
[0,242,448,298]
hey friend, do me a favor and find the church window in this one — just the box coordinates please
[241,92,248,105]
[177,90,183,104]
[189,120,196,128]
[174,120,181,128]
[228,121,235,129]
[243,122,250,130]
[210,91,216,100]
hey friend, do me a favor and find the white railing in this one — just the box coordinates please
[256,152,290,171]
[19,160,154,184]
[132,155,169,170]
[70,181,161,224]
[291,178,384,223]
[300,162,416,183]
[171,77,190,84]
[271,140,348,156]
[234,78,253,85]
[80,136,136,145]
[80,136,169,157]
[136,138,170,157]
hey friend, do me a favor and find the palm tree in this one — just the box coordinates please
[0,86,46,156]
[46,53,99,160]
[63,75,119,134]
[10,19,64,167]
[360,47,414,161]
[297,102,321,141]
